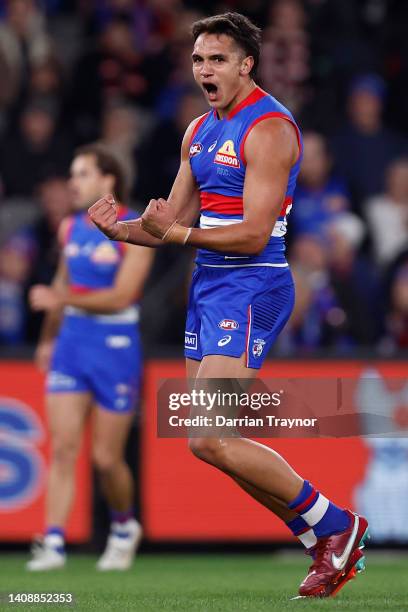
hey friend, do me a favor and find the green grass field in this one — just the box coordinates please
[0,552,407,611]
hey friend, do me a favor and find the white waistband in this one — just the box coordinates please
[64,305,140,323]
[199,263,289,268]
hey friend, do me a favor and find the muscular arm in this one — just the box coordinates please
[88,117,203,245]
[30,220,154,316]
[184,118,298,255]
[36,255,68,343]
[141,118,298,253]
[63,244,154,313]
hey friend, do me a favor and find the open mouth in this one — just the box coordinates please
[202,82,218,100]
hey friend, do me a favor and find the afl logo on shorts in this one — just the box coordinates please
[218,319,239,331]
[190,142,203,157]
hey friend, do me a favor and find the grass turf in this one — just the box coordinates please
[0,553,407,611]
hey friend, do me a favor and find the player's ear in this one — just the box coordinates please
[239,56,254,76]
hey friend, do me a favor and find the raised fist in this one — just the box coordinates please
[88,194,123,240]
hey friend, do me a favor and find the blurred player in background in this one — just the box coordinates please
[27,143,153,571]
[89,13,369,597]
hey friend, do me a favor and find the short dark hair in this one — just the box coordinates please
[192,12,262,77]
[74,142,128,203]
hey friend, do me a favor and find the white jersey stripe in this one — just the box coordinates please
[200,214,289,237]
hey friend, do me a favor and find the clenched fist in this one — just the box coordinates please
[141,198,177,238]
[88,194,128,241]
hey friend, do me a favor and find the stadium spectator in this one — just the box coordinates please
[0,99,73,197]
[291,131,350,240]
[331,73,408,211]
[69,14,169,141]
[283,234,348,352]
[24,56,65,117]
[100,101,144,189]
[365,158,408,267]
[384,260,408,350]
[136,89,207,201]
[25,176,73,343]
[154,8,203,120]
[259,0,310,115]
[285,211,379,351]
[0,0,52,127]
[0,231,35,345]
[327,213,381,345]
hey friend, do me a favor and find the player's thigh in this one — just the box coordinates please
[46,392,91,455]
[186,357,200,379]
[92,405,135,463]
[191,354,258,431]
[197,353,257,382]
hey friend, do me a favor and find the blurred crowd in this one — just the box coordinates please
[0,0,407,354]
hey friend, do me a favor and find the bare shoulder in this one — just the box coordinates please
[181,112,209,153]
[244,116,299,166]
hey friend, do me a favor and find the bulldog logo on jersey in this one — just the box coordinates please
[190,142,203,157]
[214,140,241,168]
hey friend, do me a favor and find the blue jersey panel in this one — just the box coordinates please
[188,86,303,267]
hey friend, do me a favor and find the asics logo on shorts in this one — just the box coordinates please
[218,335,232,347]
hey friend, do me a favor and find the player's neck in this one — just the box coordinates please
[217,80,257,119]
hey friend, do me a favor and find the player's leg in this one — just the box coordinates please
[189,353,305,501]
[186,358,315,548]
[189,354,368,597]
[92,406,135,512]
[27,391,91,570]
[92,405,142,570]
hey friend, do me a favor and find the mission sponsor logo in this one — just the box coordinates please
[214,140,241,168]
[218,319,239,331]
[189,142,203,157]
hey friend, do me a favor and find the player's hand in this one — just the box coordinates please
[34,340,54,372]
[141,198,177,238]
[88,194,125,240]
[29,285,64,311]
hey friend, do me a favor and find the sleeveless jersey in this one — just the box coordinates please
[61,206,139,330]
[189,86,302,267]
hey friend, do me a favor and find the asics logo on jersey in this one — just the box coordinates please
[190,142,203,157]
[214,140,240,168]
[218,335,232,347]
[208,141,217,152]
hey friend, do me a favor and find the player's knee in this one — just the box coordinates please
[51,439,79,468]
[92,448,118,474]
[188,437,226,466]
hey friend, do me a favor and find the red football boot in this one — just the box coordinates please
[298,510,369,598]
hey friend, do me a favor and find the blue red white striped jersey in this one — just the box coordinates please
[189,86,302,267]
[61,206,139,327]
